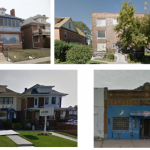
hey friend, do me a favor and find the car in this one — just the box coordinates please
[73,120,77,124]
[68,119,74,122]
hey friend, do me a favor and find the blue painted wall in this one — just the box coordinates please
[107,106,150,139]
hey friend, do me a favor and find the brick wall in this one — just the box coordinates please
[39,98,44,107]
[32,25,37,31]
[92,13,145,57]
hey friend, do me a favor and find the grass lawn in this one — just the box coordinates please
[0,136,18,147]
[95,58,114,62]
[127,53,150,64]
[36,61,50,64]
[54,131,77,139]
[8,49,50,62]
[17,131,77,147]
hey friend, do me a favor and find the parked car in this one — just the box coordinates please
[68,119,74,122]
[73,120,77,124]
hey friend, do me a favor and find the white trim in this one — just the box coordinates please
[44,97,49,106]
[34,97,39,108]
[97,31,106,39]
[97,19,106,27]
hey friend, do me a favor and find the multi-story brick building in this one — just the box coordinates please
[55,17,87,45]
[0,8,23,52]
[95,82,150,139]
[21,15,50,49]
[91,13,145,57]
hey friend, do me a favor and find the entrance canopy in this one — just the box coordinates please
[130,111,150,116]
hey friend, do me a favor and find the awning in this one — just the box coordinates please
[130,111,150,116]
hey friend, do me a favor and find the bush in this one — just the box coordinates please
[13,123,22,130]
[49,126,56,130]
[108,54,114,60]
[38,131,52,136]
[55,40,74,62]
[44,37,50,48]
[12,118,20,123]
[66,45,92,64]
[20,119,30,130]
[5,119,11,129]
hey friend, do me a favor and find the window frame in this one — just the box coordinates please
[44,97,49,105]
[97,19,106,27]
[97,31,106,39]
[64,31,67,39]
[51,97,56,105]
[97,43,106,51]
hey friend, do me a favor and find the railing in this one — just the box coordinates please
[33,29,50,34]
[2,47,8,61]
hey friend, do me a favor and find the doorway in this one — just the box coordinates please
[140,119,150,139]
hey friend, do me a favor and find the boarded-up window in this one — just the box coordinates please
[0,18,3,26]
[113,117,129,130]
[97,43,106,51]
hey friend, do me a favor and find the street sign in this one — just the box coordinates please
[40,107,54,116]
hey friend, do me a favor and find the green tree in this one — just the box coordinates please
[73,21,91,40]
[113,1,148,49]
[74,105,77,110]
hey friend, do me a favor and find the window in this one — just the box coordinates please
[51,97,56,104]
[0,18,3,26]
[4,18,7,26]
[112,44,116,49]
[4,98,7,104]
[0,111,7,121]
[34,98,37,105]
[45,97,49,105]
[16,20,19,27]
[0,98,3,104]
[69,22,71,29]
[8,19,11,27]
[97,31,106,38]
[135,117,137,128]
[113,19,118,25]
[0,34,20,44]
[9,98,13,104]
[97,19,106,26]
[22,31,24,36]
[113,117,129,130]
[64,31,67,39]
[97,43,106,51]
[12,20,15,27]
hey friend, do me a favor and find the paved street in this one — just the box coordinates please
[94,139,150,148]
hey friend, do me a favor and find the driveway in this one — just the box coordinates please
[95,139,150,148]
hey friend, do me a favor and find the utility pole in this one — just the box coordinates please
[144,1,149,14]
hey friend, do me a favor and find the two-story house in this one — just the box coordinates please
[55,17,87,45]
[20,84,68,125]
[0,85,20,129]
[0,8,23,52]
[21,15,50,49]
[92,12,145,57]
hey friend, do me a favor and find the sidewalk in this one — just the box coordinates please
[13,57,50,64]
[7,135,34,147]
[51,132,77,142]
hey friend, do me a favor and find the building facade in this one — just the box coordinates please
[0,8,23,51]
[94,88,104,138]
[0,85,20,129]
[55,17,87,45]
[21,15,50,49]
[91,12,145,57]
[104,82,150,139]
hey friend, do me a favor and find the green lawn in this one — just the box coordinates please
[0,136,18,147]
[17,131,77,147]
[54,131,77,139]
[8,49,50,62]
[95,58,114,62]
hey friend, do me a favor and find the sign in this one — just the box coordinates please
[0,27,20,32]
[40,107,54,116]
[130,111,150,116]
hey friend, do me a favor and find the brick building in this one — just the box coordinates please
[55,17,87,45]
[91,12,145,57]
[21,15,50,49]
[0,8,23,52]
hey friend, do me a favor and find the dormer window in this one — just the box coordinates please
[51,97,56,104]
[69,22,71,29]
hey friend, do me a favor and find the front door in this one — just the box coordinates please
[144,119,149,136]
[9,112,14,123]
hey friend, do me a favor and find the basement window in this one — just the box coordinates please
[113,117,129,130]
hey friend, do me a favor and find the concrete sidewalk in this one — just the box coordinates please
[51,132,77,142]
[0,130,19,136]
[13,57,50,64]
[115,53,128,64]
[7,135,34,147]
[96,139,150,148]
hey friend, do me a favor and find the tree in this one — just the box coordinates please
[113,1,149,49]
[74,105,77,110]
[73,21,92,40]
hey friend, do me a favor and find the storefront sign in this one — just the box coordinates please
[0,27,20,32]
[40,107,54,116]
[130,111,150,116]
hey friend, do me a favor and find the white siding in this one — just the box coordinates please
[94,88,104,138]
[44,96,60,108]
[62,20,77,32]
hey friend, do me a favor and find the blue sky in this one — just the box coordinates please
[55,0,148,30]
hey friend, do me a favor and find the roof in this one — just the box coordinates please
[55,17,87,38]
[22,84,68,96]
[21,14,50,27]
[0,88,20,95]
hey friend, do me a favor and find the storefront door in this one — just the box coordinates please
[144,119,149,136]
[140,119,150,139]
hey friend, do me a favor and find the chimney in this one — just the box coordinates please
[10,9,15,16]
[25,88,28,91]
[43,15,45,17]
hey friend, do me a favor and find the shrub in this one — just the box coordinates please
[13,123,22,130]
[49,126,56,130]
[20,119,30,130]
[108,54,114,60]
[44,37,50,48]
[55,59,60,63]
[38,131,52,136]
[66,45,92,64]
[5,119,11,129]
[55,40,74,62]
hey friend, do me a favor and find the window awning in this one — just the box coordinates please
[130,111,150,116]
